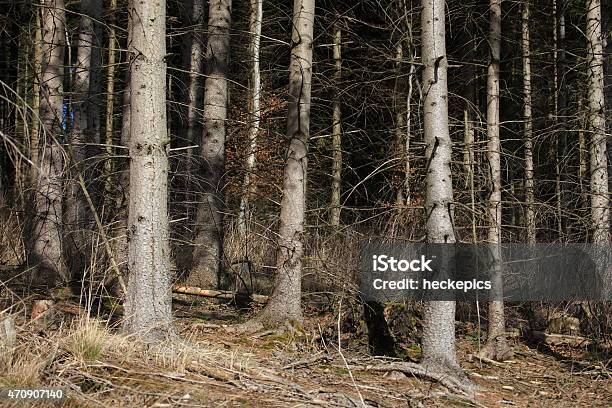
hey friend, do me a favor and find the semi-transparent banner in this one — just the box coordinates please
[358,241,611,301]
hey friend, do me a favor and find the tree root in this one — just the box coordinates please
[354,361,477,400]
[469,353,505,367]
[228,320,265,335]
[228,305,305,336]
[476,338,513,361]
[229,316,303,336]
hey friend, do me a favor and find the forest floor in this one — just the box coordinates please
[0,292,610,408]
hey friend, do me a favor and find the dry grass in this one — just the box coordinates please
[0,354,45,388]
[61,319,119,362]
[0,316,243,407]
[0,216,609,407]
[0,297,609,408]
[0,308,311,407]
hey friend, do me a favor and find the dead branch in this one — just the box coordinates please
[282,351,326,370]
[468,353,506,367]
[171,284,268,303]
[529,331,594,347]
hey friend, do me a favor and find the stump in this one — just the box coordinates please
[0,315,16,365]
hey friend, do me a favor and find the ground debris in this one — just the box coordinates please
[0,298,609,407]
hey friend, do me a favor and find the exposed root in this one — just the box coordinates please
[476,337,513,361]
[354,361,477,400]
[228,319,265,335]
[230,317,304,336]
[469,353,506,367]
[123,324,181,345]
[229,302,304,336]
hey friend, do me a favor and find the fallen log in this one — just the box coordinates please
[171,284,268,304]
[529,330,593,347]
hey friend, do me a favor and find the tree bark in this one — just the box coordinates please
[190,0,232,289]
[329,21,342,227]
[123,0,173,339]
[393,40,405,206]
[28,0,68,287]
[395,5,415,207]
[403,61,415,207]
[103,0,118,202]
[464,109,477,243]
[29,4,42,184]
[523,1,536,245]
[251,0,315,327]
[586,0,610,244]
[110,77,131,293]
[110,12,132,295]
[14,28,27,207]
[463,16,477,243]
[238,0,263,235]
[420,0,473,394]
[552,0,564,239]
[182,0,205,193]
[479,0,511,362]
[578,98,588,210]
[65,0,102,276]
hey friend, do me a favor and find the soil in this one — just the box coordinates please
[0,291,610,407]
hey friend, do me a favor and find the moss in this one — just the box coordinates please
[333,367,349,375]
[402,343,422,360]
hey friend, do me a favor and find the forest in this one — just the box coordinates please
[0,0,610,406]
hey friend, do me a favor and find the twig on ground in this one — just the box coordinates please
[469,353,506,367]
[282,351,326,370]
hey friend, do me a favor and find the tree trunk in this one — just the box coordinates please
[111,73,131,293]
[123,0,173,339]
[104,0,118,202]
[393,40,405,206]
[238,0,263,235]
[190,0,232,289]
[464,109,477,243]
[182,0,205,196]
[329,21,342,227]
[65,0,102,276]
[403,61,415,206]
[28,0,68,287]
[605,0,611,167]
[14,29,27,208]
[479,0,511,362]
[392,33,414,208]
[463,18,477,242]
[586,0,609,244]
[420,0,473,394]
[110,8,132,296]
[396,4,415,207]
[252,0,315,327]
[578,98,588,210]
[29,5,42,184]
[523,1,536,245]
[552,0,564,239]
